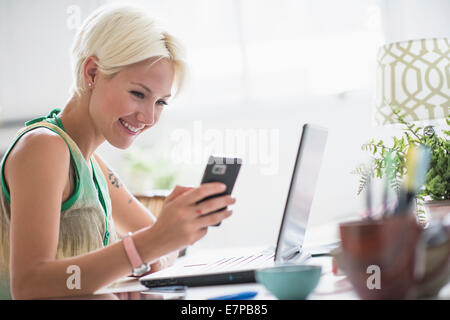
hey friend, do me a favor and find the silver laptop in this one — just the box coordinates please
[141,123,329,288]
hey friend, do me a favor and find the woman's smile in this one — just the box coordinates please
[119,118,143,135]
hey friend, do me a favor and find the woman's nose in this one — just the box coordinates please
[137,103,155,125]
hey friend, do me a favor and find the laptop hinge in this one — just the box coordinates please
[280,245,303,262]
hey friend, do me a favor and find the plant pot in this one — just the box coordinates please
[423,200,450,222]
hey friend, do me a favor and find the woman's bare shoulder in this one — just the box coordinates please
[4,127,71,190]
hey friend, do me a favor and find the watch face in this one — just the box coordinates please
[133,264,151,277]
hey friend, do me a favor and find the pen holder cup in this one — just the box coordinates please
[338,215,422,299]
[338,215,450,299]
[255,265,322,300]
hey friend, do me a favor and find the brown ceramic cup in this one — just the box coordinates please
[339,215,423,299]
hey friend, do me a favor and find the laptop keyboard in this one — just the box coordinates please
[183,249,275,273]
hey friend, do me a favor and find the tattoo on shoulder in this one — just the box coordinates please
[107,168,122,189]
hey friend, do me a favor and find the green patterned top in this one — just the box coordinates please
[0,109,118,299]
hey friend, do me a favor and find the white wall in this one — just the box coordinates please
[0,0,102,121]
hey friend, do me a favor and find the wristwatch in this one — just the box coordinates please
[123,232,151,277]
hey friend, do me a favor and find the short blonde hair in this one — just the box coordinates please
[69,3,187,98]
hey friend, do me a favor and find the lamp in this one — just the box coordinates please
[374,0,450,125]
[375,38,449,125]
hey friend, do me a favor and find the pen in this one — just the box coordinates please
[365,175,372,218]
[207,291,258,300]
[144,286,187,293]
[395,146,418,215]
[382,151,395,217]
[394,145,431,215]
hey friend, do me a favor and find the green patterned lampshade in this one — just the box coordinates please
[374,38,450,125]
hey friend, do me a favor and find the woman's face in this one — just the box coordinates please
[88,58,174,149]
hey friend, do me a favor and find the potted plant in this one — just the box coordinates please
[353,111,449,224]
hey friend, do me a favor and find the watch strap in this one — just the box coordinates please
[123,232,150,276]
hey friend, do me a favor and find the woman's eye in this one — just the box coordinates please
[157,100,168,106]
[130,91,145,99]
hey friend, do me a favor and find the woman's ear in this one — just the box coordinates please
[83,56,99,87]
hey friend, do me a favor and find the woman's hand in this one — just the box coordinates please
[149,183,236,254]
[148,251,178,273]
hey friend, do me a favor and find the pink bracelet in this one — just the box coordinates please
[123,232,151,277]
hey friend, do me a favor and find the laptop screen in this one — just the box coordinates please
[274,124,328,262]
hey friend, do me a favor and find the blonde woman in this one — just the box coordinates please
[0,4,235,299]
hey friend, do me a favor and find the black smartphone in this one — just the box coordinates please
[196,155,242,226]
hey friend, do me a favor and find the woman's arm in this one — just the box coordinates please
[92,153,155,236]
[6,130,234,299]
[93,153,180,270]
[7,130,153,299]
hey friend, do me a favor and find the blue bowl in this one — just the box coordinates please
[255,265,322,300]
